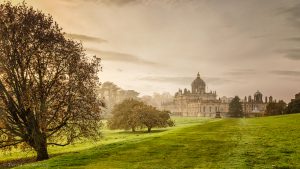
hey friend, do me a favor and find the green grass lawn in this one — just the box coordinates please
[1,115,300,169]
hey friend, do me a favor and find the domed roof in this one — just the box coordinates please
[254,90,262,96]
[191,72,205,87]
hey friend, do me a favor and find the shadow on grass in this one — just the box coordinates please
[0,154,62,169]
[0,128,169,168]
[31,122,234,169]
[115,129,168,134]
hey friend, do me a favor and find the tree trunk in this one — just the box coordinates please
[132,127,135,132]
[26,112,49,161]
[147,127,151,133]
[33,132,49,161]
[36,141,49,161]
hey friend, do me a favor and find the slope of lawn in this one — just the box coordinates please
[10,114,300,169]
[0,117,209,168]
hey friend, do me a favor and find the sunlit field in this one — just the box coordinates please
[0,115,299,168]
[1,1,300,169]
[0,117,210,168]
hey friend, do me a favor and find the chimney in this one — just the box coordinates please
[265,96,268,103]
[269,96,273,103]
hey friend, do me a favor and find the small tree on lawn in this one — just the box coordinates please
[0,2,103,161]
[139,107,174,133]
[228,96,243,117]
[158,110,175,127]
[108,99,174,132]
[108,99,144,132]
[139,106,159,132]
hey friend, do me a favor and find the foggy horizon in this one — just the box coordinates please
[1,1,300,168]
[16,0,300,102]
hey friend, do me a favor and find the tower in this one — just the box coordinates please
[191,72,206,94]
[254,90,263,103]
[269,96,273,103]
[265,96,268,103]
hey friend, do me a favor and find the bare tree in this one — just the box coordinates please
[0,2,103,161]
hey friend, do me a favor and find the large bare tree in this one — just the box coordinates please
[0,2,103,161]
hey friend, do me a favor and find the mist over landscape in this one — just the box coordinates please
[0,1,300,169]
[15,0,300,102]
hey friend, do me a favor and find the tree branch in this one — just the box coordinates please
[47,142,70,147]
[0,140,23,148]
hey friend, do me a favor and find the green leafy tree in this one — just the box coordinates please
[108,99,174,132]
[0,2,103,161]
[228,96,243,117]
[140,108,174,133]
[139,106,159,132]
[286,98,300,114]
[265,100,286,116]
[108,99,143,132]
[158,110,175,127]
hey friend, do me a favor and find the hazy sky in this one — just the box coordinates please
[12,0,300,101]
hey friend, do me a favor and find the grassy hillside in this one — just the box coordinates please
[2,115,300,168]
[0,117,209,168]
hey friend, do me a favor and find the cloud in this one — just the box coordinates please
[284,53,300,60]
[278,4,300,61]
[65,33,107,43]
[138,76,232,86]
[97,0,138,6]
[249,34,271,39]
[205,77,233,85]
[139,76,193,85]
[278,49,300,60]
[270,70,300,77]
[60,0,138,6]
[60,0,197,7]
[285,37,300,41]
[86,48,158,65]
[225,69,256,76]
[280,3,300,28]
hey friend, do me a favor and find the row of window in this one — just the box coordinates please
[189,106,219,113]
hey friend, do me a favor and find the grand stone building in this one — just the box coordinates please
[162,73,275,117]
[162,73,225,117]
[241,91,274,117]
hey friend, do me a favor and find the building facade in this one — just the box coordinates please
[241,91,273,117]
[162,73,225,117]
[162,73,275,117]
[293,92,300,101]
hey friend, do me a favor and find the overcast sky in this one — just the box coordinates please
[14,0,300,101]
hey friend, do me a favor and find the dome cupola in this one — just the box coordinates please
[191,72,206,94]
[254,90,263,103]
